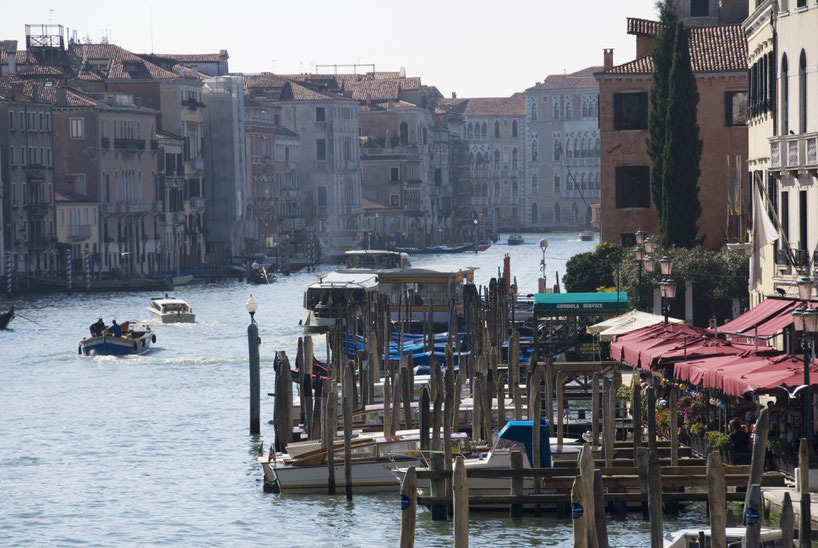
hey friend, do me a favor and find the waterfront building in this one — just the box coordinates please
[596,13,748,249]
[439,94,525,234]
[525,69,600,231]
[155,129,186,275]
[0,76,57,282]
[202,75,247,267]
[745,0,818,304]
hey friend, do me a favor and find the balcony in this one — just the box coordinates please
[187,197,205,211]
[185,157,204,173]
[182,98,205,111]
[776,247,810,270]
[29,236,53,250]
[770,133,818,175]
[67,224,92,241]
[316,206,327,217]
[316,160,327,170]
[114,138,146,151]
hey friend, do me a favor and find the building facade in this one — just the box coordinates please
[526,69,600,231]
[596,18,748,249]
[746,0,818,304]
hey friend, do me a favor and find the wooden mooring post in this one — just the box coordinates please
[453,455,468,548]
[343,364,354,501]
[745,408,769,510]
[647,449,663,546]
[706,448,727,548]
[781,491,795,548]
[509,450,523,518]
[745,484,762,548]
[592,371,600,447]
[571,476,588,548]
[399,467,417,548]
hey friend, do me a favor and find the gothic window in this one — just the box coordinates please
[594,136,600,156]
[530,100,538,121]
[468,123,473,138]
[565,96,573,120]
[495,182,500,196]
[553,134,561,161]
[581,138,587,158]
[566,139,573,159]
[531,202,539,224]
[554,173,560,193]
[532,173,538,193]
[781,54,789,135]
[580,173,587,189]
[532,138,539,162]
[494,121,500,138]
[799,50,807,134]
[493,149,500,170]
[512,182,518,197]
[512,120,518,137]
[481,122,487,138]
[553,96,560,120]
[512,148,518,170]
[400,121,409,146]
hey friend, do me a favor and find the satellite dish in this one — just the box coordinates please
[539,238,549,250]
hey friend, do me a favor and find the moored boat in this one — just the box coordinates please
[147,296,195,323]
[579,230,594,241]
[248,262,275,284]
[300,271,380,331]
[0,307,14,329]
[79,321,156,356]
[507,234,524,245]
[663,527,784,547]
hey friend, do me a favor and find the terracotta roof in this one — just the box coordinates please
[438,94,524,116]
[627,18,662,37]
[279,81,348,102]
[66,44,183,80]
[0,77,98,106]
[244,72,290,89]
[358,99,418,112]
[147,52,227,63]
[527,66,602,91]
[351,80,400,101]
[603,23,747,75]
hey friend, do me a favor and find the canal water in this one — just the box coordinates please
[1,233,709,546]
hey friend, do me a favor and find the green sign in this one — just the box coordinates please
[533,292,628,316]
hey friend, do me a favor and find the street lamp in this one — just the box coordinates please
[540,238,549,283]
[246,294,261,434]
[659,255,673,277]
[793,275,817,468]
[473,218,479,253]
[635,241,645,310]
[246,294,259,323]
[659,278,677,325]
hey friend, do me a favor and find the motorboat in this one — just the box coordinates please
[79,321,156,356]
[300,271,380,331]
[579,231,594,241]
[507,234,524,246]
[663,527,784,547]
[248,262,275,284]
[148,296,195,323]
[258,429,469,493]
[0,307,14,329]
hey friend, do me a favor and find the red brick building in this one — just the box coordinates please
[596,18,748,249]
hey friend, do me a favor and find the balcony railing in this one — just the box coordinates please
[24,201,51,215]
[114,138,146,151]
[770,134,818,174]
[67,224,92,241]
[776,247,811,269]
[770,140,781,169]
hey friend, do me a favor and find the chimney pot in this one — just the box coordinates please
[452,91,457,99]
[603,48,614,71]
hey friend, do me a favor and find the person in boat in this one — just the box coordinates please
[90,318,105,337]
[109,319,122,338]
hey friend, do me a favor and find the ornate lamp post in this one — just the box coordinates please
[473,218,479,253]
[793,275,817,467]
[634,232,645,310]
[658,256,675,324]
[540,238,549,287]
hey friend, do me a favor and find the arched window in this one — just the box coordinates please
[399,121,409,146]
[530,101,538,121]
[552,136,560,161]
[531,202,539,224]
[553,202,561,223]
[799,50,807,134]
[493,149,500,170]
[595,172,600,190]
[482,183,488,197]
[554,173,560,193]
[581,138,587,158]
[512,120,518,137]
[594,136,600,156]
[532,139,539,162]
[531,174,538,193]
[566,139,573,159]
[494,121,500,138]
[512,148,518,170]
[553,96,560,120]
[481,122,487,138]
[781,54,789,135]
[468,123,473,138]
[580,173,587,189]
[512,181,518,197]
[495,182,500,196]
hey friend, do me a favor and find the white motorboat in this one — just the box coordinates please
[258,429,469,493]
[147,296,195,323]
[663,527,784,547]
[300,271,380,331]
[344,250,410,270]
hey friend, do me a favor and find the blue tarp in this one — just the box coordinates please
[498,419,552,467]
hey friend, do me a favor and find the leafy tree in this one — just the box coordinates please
[646,0,678,213]
[563,242,624,293]
[661,21,702,247]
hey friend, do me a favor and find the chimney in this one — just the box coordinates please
[603,49,614,71]
[55,87,67,107]
[451,91,457,99]
[4,40,18,75]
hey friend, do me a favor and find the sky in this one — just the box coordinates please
[2,0,661,98]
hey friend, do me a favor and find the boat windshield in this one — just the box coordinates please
[490,437,526,455]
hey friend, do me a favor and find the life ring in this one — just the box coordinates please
[151,334,156,343]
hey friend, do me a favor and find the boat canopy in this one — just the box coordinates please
[307,271,379,290]
[533,292,628,316]
[496,419,551,467]
[377,264,476,284]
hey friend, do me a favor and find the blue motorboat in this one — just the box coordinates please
[79,321,156,356]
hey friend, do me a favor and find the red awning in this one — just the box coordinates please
[719,297,795,334]
[610,323,717,370]
[673,355,747,385]
[752,301,801,337]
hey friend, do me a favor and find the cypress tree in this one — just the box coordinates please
[661,21,702,248]
[647,0,679,214]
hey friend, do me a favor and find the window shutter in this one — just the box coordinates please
[639,93,648,129]
[724,92,733,127]
[613,94,622,130]
[615,166,623,208]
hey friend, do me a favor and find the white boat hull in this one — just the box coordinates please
[259,456,418,493]
[148,308,196,323]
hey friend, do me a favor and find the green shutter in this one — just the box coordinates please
[613,94,622,130]
[639,92,648,129]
